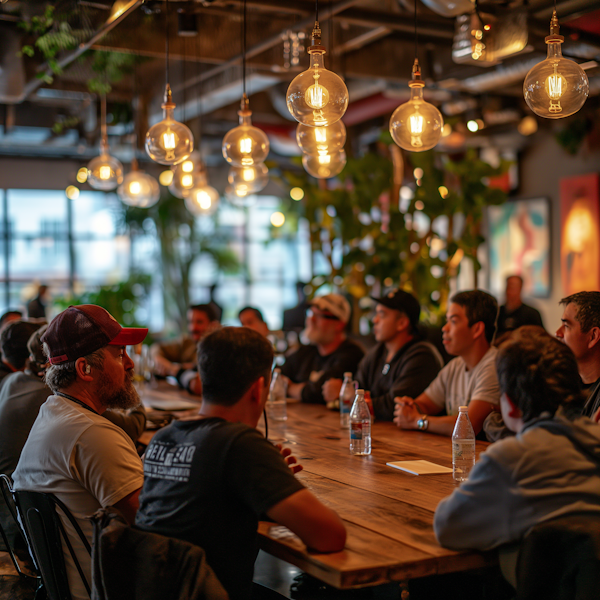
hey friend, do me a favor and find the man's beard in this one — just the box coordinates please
[98,373,140,410]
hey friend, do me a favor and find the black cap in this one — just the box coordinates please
[370,289,421,329]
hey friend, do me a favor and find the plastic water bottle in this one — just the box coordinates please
[452,406,475,482]
[339,372,355,429]
[349,389,371,455]
[267,368,287,421]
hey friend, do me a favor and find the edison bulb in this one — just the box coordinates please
[87,147,123,191]
[389,60,443,152]
[228,163,269,196]
[222,97,270,167]
[145,84,194,165]
[169,167,207,199]
[185,183,219,216]
[287,25,348,127]
[296,120,346,155]
[302,150,346,179]
[118,169,160,208]
[523,11,588,119]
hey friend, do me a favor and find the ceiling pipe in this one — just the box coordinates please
[5,0,144,104]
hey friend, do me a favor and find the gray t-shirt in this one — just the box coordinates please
[424,346,500,415]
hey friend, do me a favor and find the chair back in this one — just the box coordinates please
[13,488,91,600]
[516,514,600,600]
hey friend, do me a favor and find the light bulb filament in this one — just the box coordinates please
[197,191,212,210]
[409,113,424,134]
[305,70,330,110]
[162,130,176,150]
[240,137,253,154]
[182,174,194,188]
[315,127,328,143]
[129,181,141,195]
[242,168,255,182]
[318,154,331,165]
[99,166,112,180]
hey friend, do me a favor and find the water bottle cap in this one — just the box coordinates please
[459,405,468,412]
[344,372,352,377]
[356,389,364,394]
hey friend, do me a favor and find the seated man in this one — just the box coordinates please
[433,328,600,588]
[322,289,443,420]
[556,291,600,419]
[0,320,42,389]
[280,294,364,404]
[12,305,147,600]
[496,275,544,335]
[136,327,346,600]
[238,306,270,338]
[394,290,500,437]
[151,303,218,377]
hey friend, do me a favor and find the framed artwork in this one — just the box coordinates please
[488,198,551,299]
[560,173,600,296]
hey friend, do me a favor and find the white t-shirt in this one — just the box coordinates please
[12,395,143,600]
[424,346,500,416]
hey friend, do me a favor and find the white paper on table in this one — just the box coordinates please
[386,460,453,475]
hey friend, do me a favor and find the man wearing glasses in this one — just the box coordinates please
[280,294,364,404]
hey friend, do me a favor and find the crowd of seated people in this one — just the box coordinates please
[2,276,600,600]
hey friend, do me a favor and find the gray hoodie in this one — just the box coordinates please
[434,408,600,550]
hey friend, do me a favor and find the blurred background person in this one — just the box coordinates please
[497,275,544,336]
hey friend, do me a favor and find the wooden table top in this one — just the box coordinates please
[257,402,497,590]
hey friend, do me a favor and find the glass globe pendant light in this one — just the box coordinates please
[389,59,443,152]
[118,159,160,208]
[168,152,203,199]
[523,10,589,119]
[296,120,346,155]
[88,94,123,191]
[222,95,270,166]
[286,8,348,128]
[145,1,193,165]
[228,163,269,197]
[186,181,220,216]
[302,150,346,179]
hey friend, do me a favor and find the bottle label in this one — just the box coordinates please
[350,422,363,440]
[452,439,474,459]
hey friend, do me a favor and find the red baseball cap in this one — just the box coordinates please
[41,305,148,365]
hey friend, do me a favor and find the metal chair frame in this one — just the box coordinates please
[1,474,91,600]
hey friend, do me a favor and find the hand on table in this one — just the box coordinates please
[322,379,342,404]
[275,444,303,475]
[393,396,421,430]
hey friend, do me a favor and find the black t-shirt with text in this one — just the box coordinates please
[136,418,304,600]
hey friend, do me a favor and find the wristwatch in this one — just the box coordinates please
[417,417,429,431]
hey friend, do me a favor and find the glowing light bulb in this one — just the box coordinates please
[181,160,194,173]
[389,59,443,152]
[222,96,270,167]
[302,150,346,179]
[145,84,194,165]
[168,153,206,199]
[523,10,588,119]
[228,163,269,196]
[185,182,219,216]
[290,187,304,201]
[271,212,285,227]
[76,168,88,183]
[159,170,174,186]
[287,22,348,127]
[296,120,346,155]
[117,162,160,208]
[65,185,80,200]
[87,142,123,191]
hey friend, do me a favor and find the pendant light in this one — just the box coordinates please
[222,95,270,166]
[88,94,123,191]
[389,1,443,152]
[287,1,348,127]
[302,150,346,179]
[296,120,346,155]
[228,164,269,197]
[118,81,160,208]
[168,152,203,199]
[145,1,194,165]
[523,9,589,119]
[222,0,269,195]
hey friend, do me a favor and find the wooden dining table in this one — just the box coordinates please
[136,383,497,591]
[256,401,497,591]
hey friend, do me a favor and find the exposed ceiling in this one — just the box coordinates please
[1,0,599,169]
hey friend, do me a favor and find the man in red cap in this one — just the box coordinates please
[12,305,148,600]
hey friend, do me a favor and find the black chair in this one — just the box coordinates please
[515,514,600,600]
[2,474,91,600]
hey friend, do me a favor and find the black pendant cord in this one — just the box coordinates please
[56,391,100,416]
[242,0,247,97]
[414,0,418,60]
[165,0,170,87]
